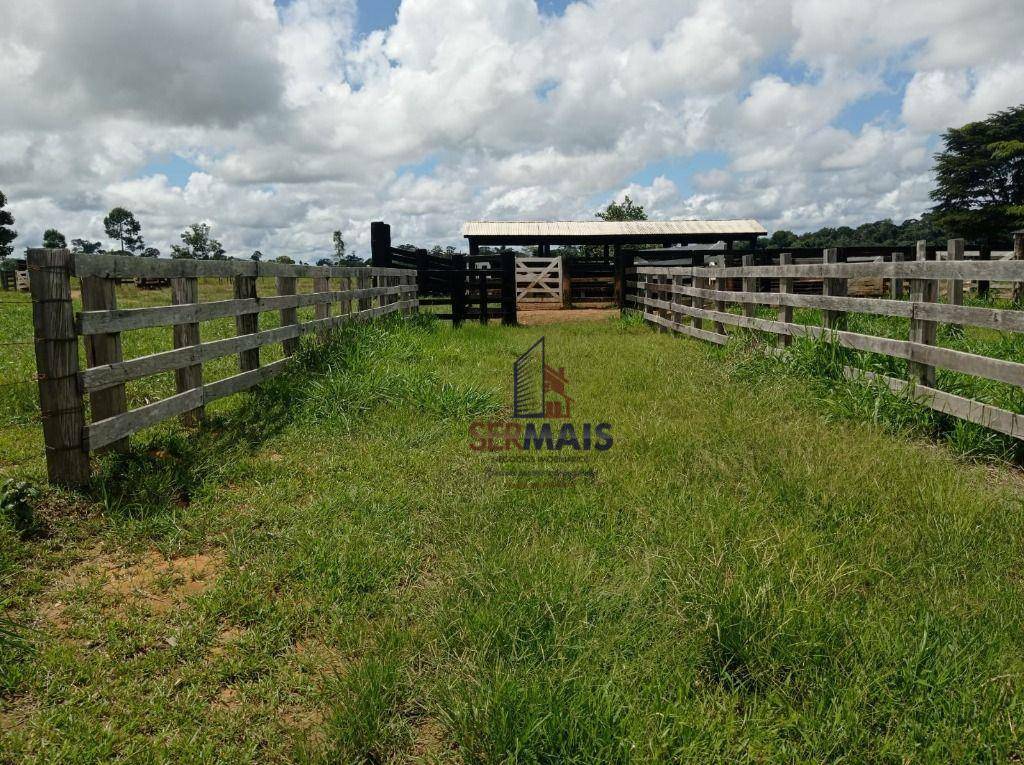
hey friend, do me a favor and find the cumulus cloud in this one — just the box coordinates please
[1,0,1023,261]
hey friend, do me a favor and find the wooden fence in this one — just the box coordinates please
[28,249,416,486]
[628,236,1024,442]
[370,222,517,325]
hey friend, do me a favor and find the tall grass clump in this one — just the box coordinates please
[90,314,501,520]
[731,334,1022,463]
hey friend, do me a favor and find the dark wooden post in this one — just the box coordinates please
[613,245,625,309]
[234,274,260,372]
[909,240,938,387]
[778,252,793,348]
[277,275,298,355]
[977,244,991,298]
[171,277,204,425]
[451,253,466,327]
[29,248,89,486]
[478,271,489,324]
[81,274,128,451]
[1014,232,1024,306]
[500,250,517,325]
[370,222,392,267]
[416,249,429,301]
[561,252,572,309]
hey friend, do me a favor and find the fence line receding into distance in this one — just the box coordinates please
[627,236,1024,442]
[29,249,417,485]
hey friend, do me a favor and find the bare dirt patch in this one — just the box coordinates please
[517,308,619,326]
[43,547,227,624]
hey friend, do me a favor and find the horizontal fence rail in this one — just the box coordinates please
[27,249,418,485]
[627,237,1024,442]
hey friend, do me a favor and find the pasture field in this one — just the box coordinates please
[1,298,1023,762]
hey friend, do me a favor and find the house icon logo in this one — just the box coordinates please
[512,337,573,420]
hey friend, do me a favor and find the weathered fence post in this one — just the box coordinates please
[370,222,392,268]
[277,275,298,355]
[501,250,517,325]
[890,252,904,300]
[358,269,372,315]
[742,253,756,319]
[234,274,260,372]
[80,274,128,451]
[171,277,204,425]
[822,248,847,330]
[946,238,964,304]
[778,252,793,348]
[29,248,89,486]
[451,253,466,327]
[909,240,938,387]
[314,271,331,331]
[1014,231,1024,305]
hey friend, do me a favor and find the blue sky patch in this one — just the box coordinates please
[136,154,200,187]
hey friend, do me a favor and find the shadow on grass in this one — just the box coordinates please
[89,313,501,521]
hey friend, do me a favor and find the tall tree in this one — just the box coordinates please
[71,238,103,254]
[250,250,263,261]
[103,207,144,253]
[332,230,346,264]
[931,104,1024,243]
[43,228,67,249]
[170,223,225,259]
[596,195,647,222]
[140,247,160,258]
[0,190,17,261]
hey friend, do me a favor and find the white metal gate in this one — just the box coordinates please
[515,256,562,305]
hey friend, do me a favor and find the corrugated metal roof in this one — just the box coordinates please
[463,219,767,238]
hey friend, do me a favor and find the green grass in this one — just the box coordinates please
[2,307,1024,761]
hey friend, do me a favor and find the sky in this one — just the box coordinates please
[2,0,1023,262]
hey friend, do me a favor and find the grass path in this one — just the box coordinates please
[2,316,1023,762]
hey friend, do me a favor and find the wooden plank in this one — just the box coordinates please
[277,276,298,356]
[171,277,204,426]
[86,389,203,451]
[644,311,729,345]
[79,291,358,334]
[849,369,1024,441]
[633,292,1024,387]
[635,260,1024,281]
[909,241,938,387]
[29,249,90,486]
[234,275,260,373]
[778,253,793,348]
[668,282,1024,333]
[80,275,129,452]
[204,358,290,403]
